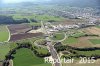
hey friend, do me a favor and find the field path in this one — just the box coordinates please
[6,25,11,42]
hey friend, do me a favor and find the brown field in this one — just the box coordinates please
[69,27,100,47]
[69,37,92,48]
[0,62,2,66]
[63,19,88,24]
[69,36,100,48]
[10,33,43,41]
[85,27,100,35]
[8,24,32,35]
[52,18,88,25]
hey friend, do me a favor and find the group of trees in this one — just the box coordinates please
[54,42,67,52]
[70,34,99,38]
[54,42,100,59]
[35,39,47,46]
[0,15,29,24]
[33,47,51,57]
[30,19,38,22]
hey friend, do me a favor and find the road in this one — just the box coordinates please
[47,41,61,66]
[50,32,67,42]
[41,21,61,66]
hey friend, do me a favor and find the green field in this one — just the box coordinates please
[0,25,10,42]
[89,39,100,44]
[71,32,85,38]
[30,22,41,26]
[13,48,51,66]
[77,50,100,56]
[12,14,64,22]
[35,47,49,55]
[50,33,65,40]
[62,37,78,45]
[95,25,100,28]
[0,62,2,66]
[0,44,10,61]
[12,14,64,26]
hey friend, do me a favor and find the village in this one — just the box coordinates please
[43,18,100,34]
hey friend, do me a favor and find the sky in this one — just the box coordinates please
[2,0,51,3]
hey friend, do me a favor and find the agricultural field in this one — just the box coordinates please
[74,37,93,47]
[52,18,88,25]
[95,25,100,28]
[0,62,2,66]
[30,22,41,26]
[84,27,100,35]
[62,30,83,45]
[12,14,64,22]
[13,48,51,66]
[10,33,43,41]
[8,24,32,35]
[0,44,10,61]
[61,46,100,66]
[70,31,85,38]
[62,50,100,66]
[89,39,100,45]
[63,36,100,48]
[62,37,78,45]
[61,28,100,47]
[0,25,10,42]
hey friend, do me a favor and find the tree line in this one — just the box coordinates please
[3,41,50,66]
[54,42,100,60]
[0,15,29,24]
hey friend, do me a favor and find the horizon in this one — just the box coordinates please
[2,0,51,4]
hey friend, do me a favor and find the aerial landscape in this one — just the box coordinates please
[0,0,100,66]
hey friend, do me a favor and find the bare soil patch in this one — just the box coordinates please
[85,27,100,35]
[10,33,43,41]
[8,24,31,35]
[0,62,2,66]
[69,36,100,48]
[53,18,88,25]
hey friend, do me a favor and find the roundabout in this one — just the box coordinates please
[49,32,67,42]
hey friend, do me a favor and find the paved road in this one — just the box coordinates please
[41,21,61,66]
[47,41,61,66]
